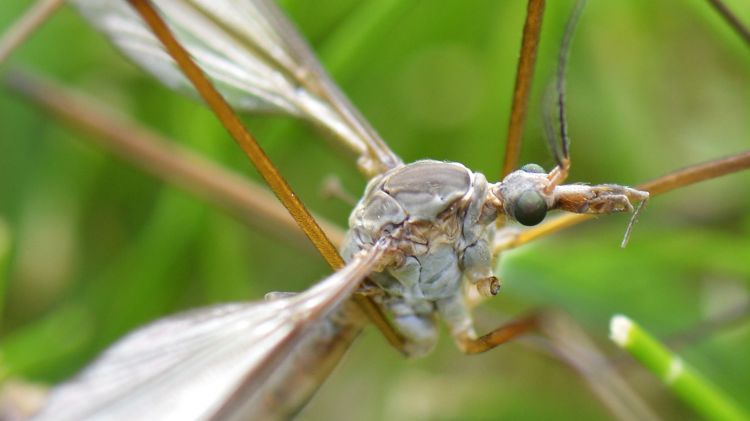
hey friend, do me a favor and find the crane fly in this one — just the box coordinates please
[1,0,749,419]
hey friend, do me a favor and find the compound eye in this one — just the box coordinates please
[513,190,547,226]
[520,163,545,174]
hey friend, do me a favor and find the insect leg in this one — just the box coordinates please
[454,314,539,355]
[462,239,501,297]
[0,0,63,65]
[126,0,408,351]
[434,292,536,355]
[501,0,546,178]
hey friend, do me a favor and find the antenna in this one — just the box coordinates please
[542,0,586,193]
[555,0,587,164]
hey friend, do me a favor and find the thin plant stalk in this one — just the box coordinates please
[610,315,750,421]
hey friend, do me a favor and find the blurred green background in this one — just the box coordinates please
[1,0,750,420]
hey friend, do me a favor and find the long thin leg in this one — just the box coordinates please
[127,0,407,352]
[127,0,340,270]
[0,0,63,65]
[501,0,546,178]
[457,314,539,354]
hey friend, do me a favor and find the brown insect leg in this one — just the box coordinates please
[544,158,571,193]
[457,313,539,355]
[126,0,408,352]
[127,0,340,268]
[501,0,546,179]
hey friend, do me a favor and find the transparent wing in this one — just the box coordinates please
[31,242,391,421]
[71,0,402,175]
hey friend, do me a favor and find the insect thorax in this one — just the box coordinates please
[342,160,499,355]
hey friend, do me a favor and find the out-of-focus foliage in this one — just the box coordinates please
[0,0,749,420]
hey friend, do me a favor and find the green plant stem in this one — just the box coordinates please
[610,315,749,421]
